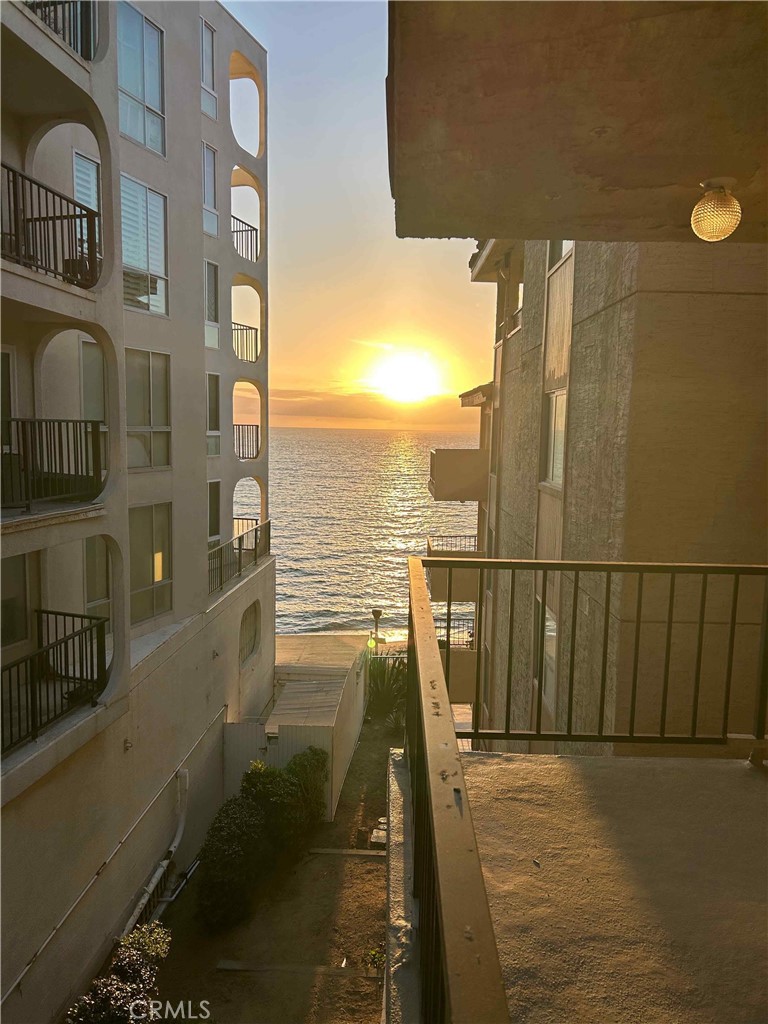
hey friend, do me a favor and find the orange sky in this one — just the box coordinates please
[229,2,496,431]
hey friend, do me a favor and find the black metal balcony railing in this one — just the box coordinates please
[428,534,478,553]
[1,610,108,755]
[234,423,260,460]
[1,165,100,288]
[1,417,105,512]
[24,1,97,60]
[231,215,259,262]
[431,557,768,745]
[232,322,259,362]
[434,616,475,649]
[406,555,768,1023]
[208,519,271,595]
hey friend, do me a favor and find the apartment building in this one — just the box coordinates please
[386,4,767,1021]
[0,3,274,1020]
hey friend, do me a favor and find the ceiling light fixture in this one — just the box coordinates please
[690,178,741,242]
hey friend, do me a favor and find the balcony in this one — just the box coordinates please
[428,447,488,502]
[1,164,101,289]
[232,321,259,363]
[1,610,107,755]
[233,423,260,461]
[435,615,477,703]
[396,555,768,1023]
[231,215,259,262]
[1,417,105,519]
[426,535,483,602]
[23,1,97,60]
[208,519,270,595]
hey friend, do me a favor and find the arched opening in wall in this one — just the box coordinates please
[1,534,114,755]
[229,52,262,158]
[5,121,103,289]
[239,600,262,666]
[233,476,264,528]
[33,329,109,501]
[232,382,262,461]
[231,166,262,262]
[231,275,262,362]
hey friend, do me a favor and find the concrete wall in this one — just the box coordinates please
[1,4,275,1021]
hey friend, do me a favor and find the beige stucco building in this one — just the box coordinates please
[0,3,274,1020]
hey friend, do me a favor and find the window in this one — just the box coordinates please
[239,601,261,665]
[81,339,105,422]
[201,20,217,119]
[118,2,165,155]
[533,598,557,698]
[74,152,101,249]
[121,176,168,314]
[548,239,573,271]
[204,261,219,348]
[85,536,111,629]
[1,555,27,647]
[1,349,14,449]
[129,503,172,624]
[544,390,566,487]
[208,481,220,544]
[126,349,170,468]
[206,374,220,456]
[202,144,218,236]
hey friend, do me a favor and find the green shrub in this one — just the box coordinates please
[65,923,171,1024]
[196,795,269,929]
[285,746,329,828]
[240,760,305,849]
[368,656,407,721]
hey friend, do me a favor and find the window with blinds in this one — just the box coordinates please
[118,2,165,155]
[121,175,168,315]
[201,19,217,119]
[206,373,220,456]
[203,144,218,236]
[204,261,219,348]
[74,152,100,251]
[129,503,172,624]
[126,348,170,468]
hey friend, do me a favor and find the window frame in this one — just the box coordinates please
[125,347,172,470]
[204,260,220,349]
[120,173,169,317]
[206,372,221,456]
[207,479,221,546]
[202,143,219,237]
[547,239,574,274]
[200,18,218,120]
[129,501,173,625]
[72,149,101,251]
[117,1,166,156]
[543,388,567,488]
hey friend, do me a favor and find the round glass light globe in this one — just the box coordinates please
[691,190,742,242]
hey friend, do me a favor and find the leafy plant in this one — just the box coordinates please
[240,760,305,849]
[285,746,329,828]
[363,942,386,971]
[65,923,171,1024]
[196,795,269,929]
[368,656,407,721]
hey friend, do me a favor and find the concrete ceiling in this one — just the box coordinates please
[387,2,768,242]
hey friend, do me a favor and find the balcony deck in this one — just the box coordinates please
[464,752,767,1024]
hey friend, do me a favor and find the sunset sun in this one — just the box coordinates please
[364,351,444,404]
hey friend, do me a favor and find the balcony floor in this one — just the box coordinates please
[463,753,767,1024]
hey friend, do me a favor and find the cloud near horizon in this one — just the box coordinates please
[266,387,481,431]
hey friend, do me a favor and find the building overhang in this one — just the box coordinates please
[469,239,524,283]
[387,1,768,243]
[459,382,494,408]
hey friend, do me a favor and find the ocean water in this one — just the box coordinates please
[233,427,479,638]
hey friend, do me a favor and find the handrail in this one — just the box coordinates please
[1,610,108,755]
[427,534,478,552]
[231,215,259,262]
[424,555,768,575]
[1,163,101,287]
[232,321,259,362]
[406,556,508,1024]
[23,1,97,59]
[208,519,271,595]
[233,423,260,460]
[1,416,105,512]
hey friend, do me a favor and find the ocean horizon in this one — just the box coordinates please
[234,425,479,638]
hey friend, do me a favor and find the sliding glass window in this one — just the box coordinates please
[129,503,172,624]
[118,2,165,155]
[121,176,168,315]
[126,349,170,469]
